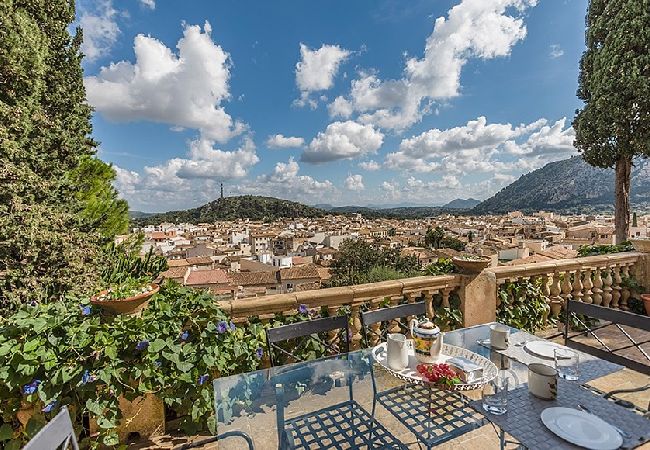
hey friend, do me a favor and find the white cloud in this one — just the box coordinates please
[358,160,381,171]
[549,44,564,58]
[85,22,245,142]
[385,116,576,175]
[266,134,305,149]
[329,0,538,130]
[295,44,351,108]
[302,121,384,163]
[381,181,401,201]
[140,0,155,9]
[113,166,141,197]
[174,137,259,179]
[344,174,365,191]
[78,0,120,62]
[235,158,337,204]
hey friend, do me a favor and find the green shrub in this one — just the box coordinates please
[0,282,265,448]
[577,241,633,257]
[497,280,550,333]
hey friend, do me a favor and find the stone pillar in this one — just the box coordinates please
[631,250,650,292]
[460,270,497,327]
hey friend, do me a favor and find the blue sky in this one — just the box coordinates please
[78,0,588,212]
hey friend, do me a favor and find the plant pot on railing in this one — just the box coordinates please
[452,256,491,274]
[630,239,650,253]
[91,283,159,316]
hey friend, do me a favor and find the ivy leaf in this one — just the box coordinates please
[148,338,166,353]
[0,424,13,441]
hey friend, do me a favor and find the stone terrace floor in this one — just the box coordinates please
[133,323,650,449]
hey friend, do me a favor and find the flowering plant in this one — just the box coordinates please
[416,363,461,388]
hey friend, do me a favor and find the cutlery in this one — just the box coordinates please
[577,404,630,439]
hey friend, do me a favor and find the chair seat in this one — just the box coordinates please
[283,400,406,449]
[376,383,484,448]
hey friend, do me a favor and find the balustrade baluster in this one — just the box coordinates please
[582,267,593,304]
[602,267,613,308]
[572,270,584,303]
[369,298,382,347]
[592,267,603,305]
[620,264,631,311]
[424,291,435,319]
[540,274,551,324]
[561,271,573,308]
[611,265,622,309]
[389,296,402,333]
[549,272,562,317]
[327,305,340,354]
[350,304,362,350]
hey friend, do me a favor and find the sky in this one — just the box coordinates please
[78,0,588,212]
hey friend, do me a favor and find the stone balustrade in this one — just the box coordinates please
[218,275,462,350]
[487,252,645,319]
[218,251,650,351]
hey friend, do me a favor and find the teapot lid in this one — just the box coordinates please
[415,319,440,334]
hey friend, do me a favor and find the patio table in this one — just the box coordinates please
[213,323,650,449]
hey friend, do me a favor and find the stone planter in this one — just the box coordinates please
[89,394,165,443]
[630,239,650,253]
[90,284,159,316]
[452,256,491,274]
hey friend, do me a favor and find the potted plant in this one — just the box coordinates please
[90,276,159,315]
[452,255,492,274]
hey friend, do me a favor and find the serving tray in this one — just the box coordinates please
[372,341,498,391]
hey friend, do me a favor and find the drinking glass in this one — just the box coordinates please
[554,348,579,381]
[482,374,510,415]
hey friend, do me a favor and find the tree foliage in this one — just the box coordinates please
[327,239,421,286]
[0,0,128,312]
[573,0,650,240]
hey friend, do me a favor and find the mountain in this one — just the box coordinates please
[473,156,650,214]
[128,210,155,219]
[443,198,481,209]
[133,196,327,224]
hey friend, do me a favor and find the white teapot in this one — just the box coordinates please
[410,318,443,364]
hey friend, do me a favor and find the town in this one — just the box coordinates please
[134,211,648,299]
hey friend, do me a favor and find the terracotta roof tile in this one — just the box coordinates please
[230,271,278,286]
[279,264,320,281]
[185,268,230,285]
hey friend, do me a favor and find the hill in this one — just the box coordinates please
[443,198,480,209]
[134,196,327,224]
[473,156,650,214]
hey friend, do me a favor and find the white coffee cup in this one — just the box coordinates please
[490,324,510,350]
[528,363,558,400]
[387,333,409,370]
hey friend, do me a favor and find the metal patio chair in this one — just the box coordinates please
[267,315,405,449]
[23,406,79,450]
[361,302,485,449]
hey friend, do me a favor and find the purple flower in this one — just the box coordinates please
[42,401,57,413]
[81,370,95,385]
[309,308,319,318]
[80,305,92,316]
[217,321,228,334]
[198,374,209,385]
[229,321,236,331]
[255,348,263,359]
[298,304,308,315]
[135,340,149,351]
[22,380,41,395]
[180,331,190,341]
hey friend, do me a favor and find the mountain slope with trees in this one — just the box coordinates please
[135,196,328,224]
[473,156,650,214]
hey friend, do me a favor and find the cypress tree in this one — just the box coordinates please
[573,0,650,243]
[0,0,128,312]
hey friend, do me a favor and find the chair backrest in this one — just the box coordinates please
[564,300,650,375]
[23,406,79,450]
[265,315,350,367]
[360,302,426,347]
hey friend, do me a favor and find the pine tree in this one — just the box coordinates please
[0,0,128,311]
[573,0,650,243]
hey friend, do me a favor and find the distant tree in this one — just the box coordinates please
[573,0,650,243]
[0,0,127,311]
[425,226,445,249]
[468,231,474,243]
[388,227,396,236]
[328,239,420,286]
[632,212,638,228]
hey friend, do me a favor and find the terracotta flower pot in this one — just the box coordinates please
[452,256,491,274]
[640,294,650,316]
[90,284,159,316]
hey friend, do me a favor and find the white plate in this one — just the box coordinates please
[541,407,623,450]
[524,340,569,359]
